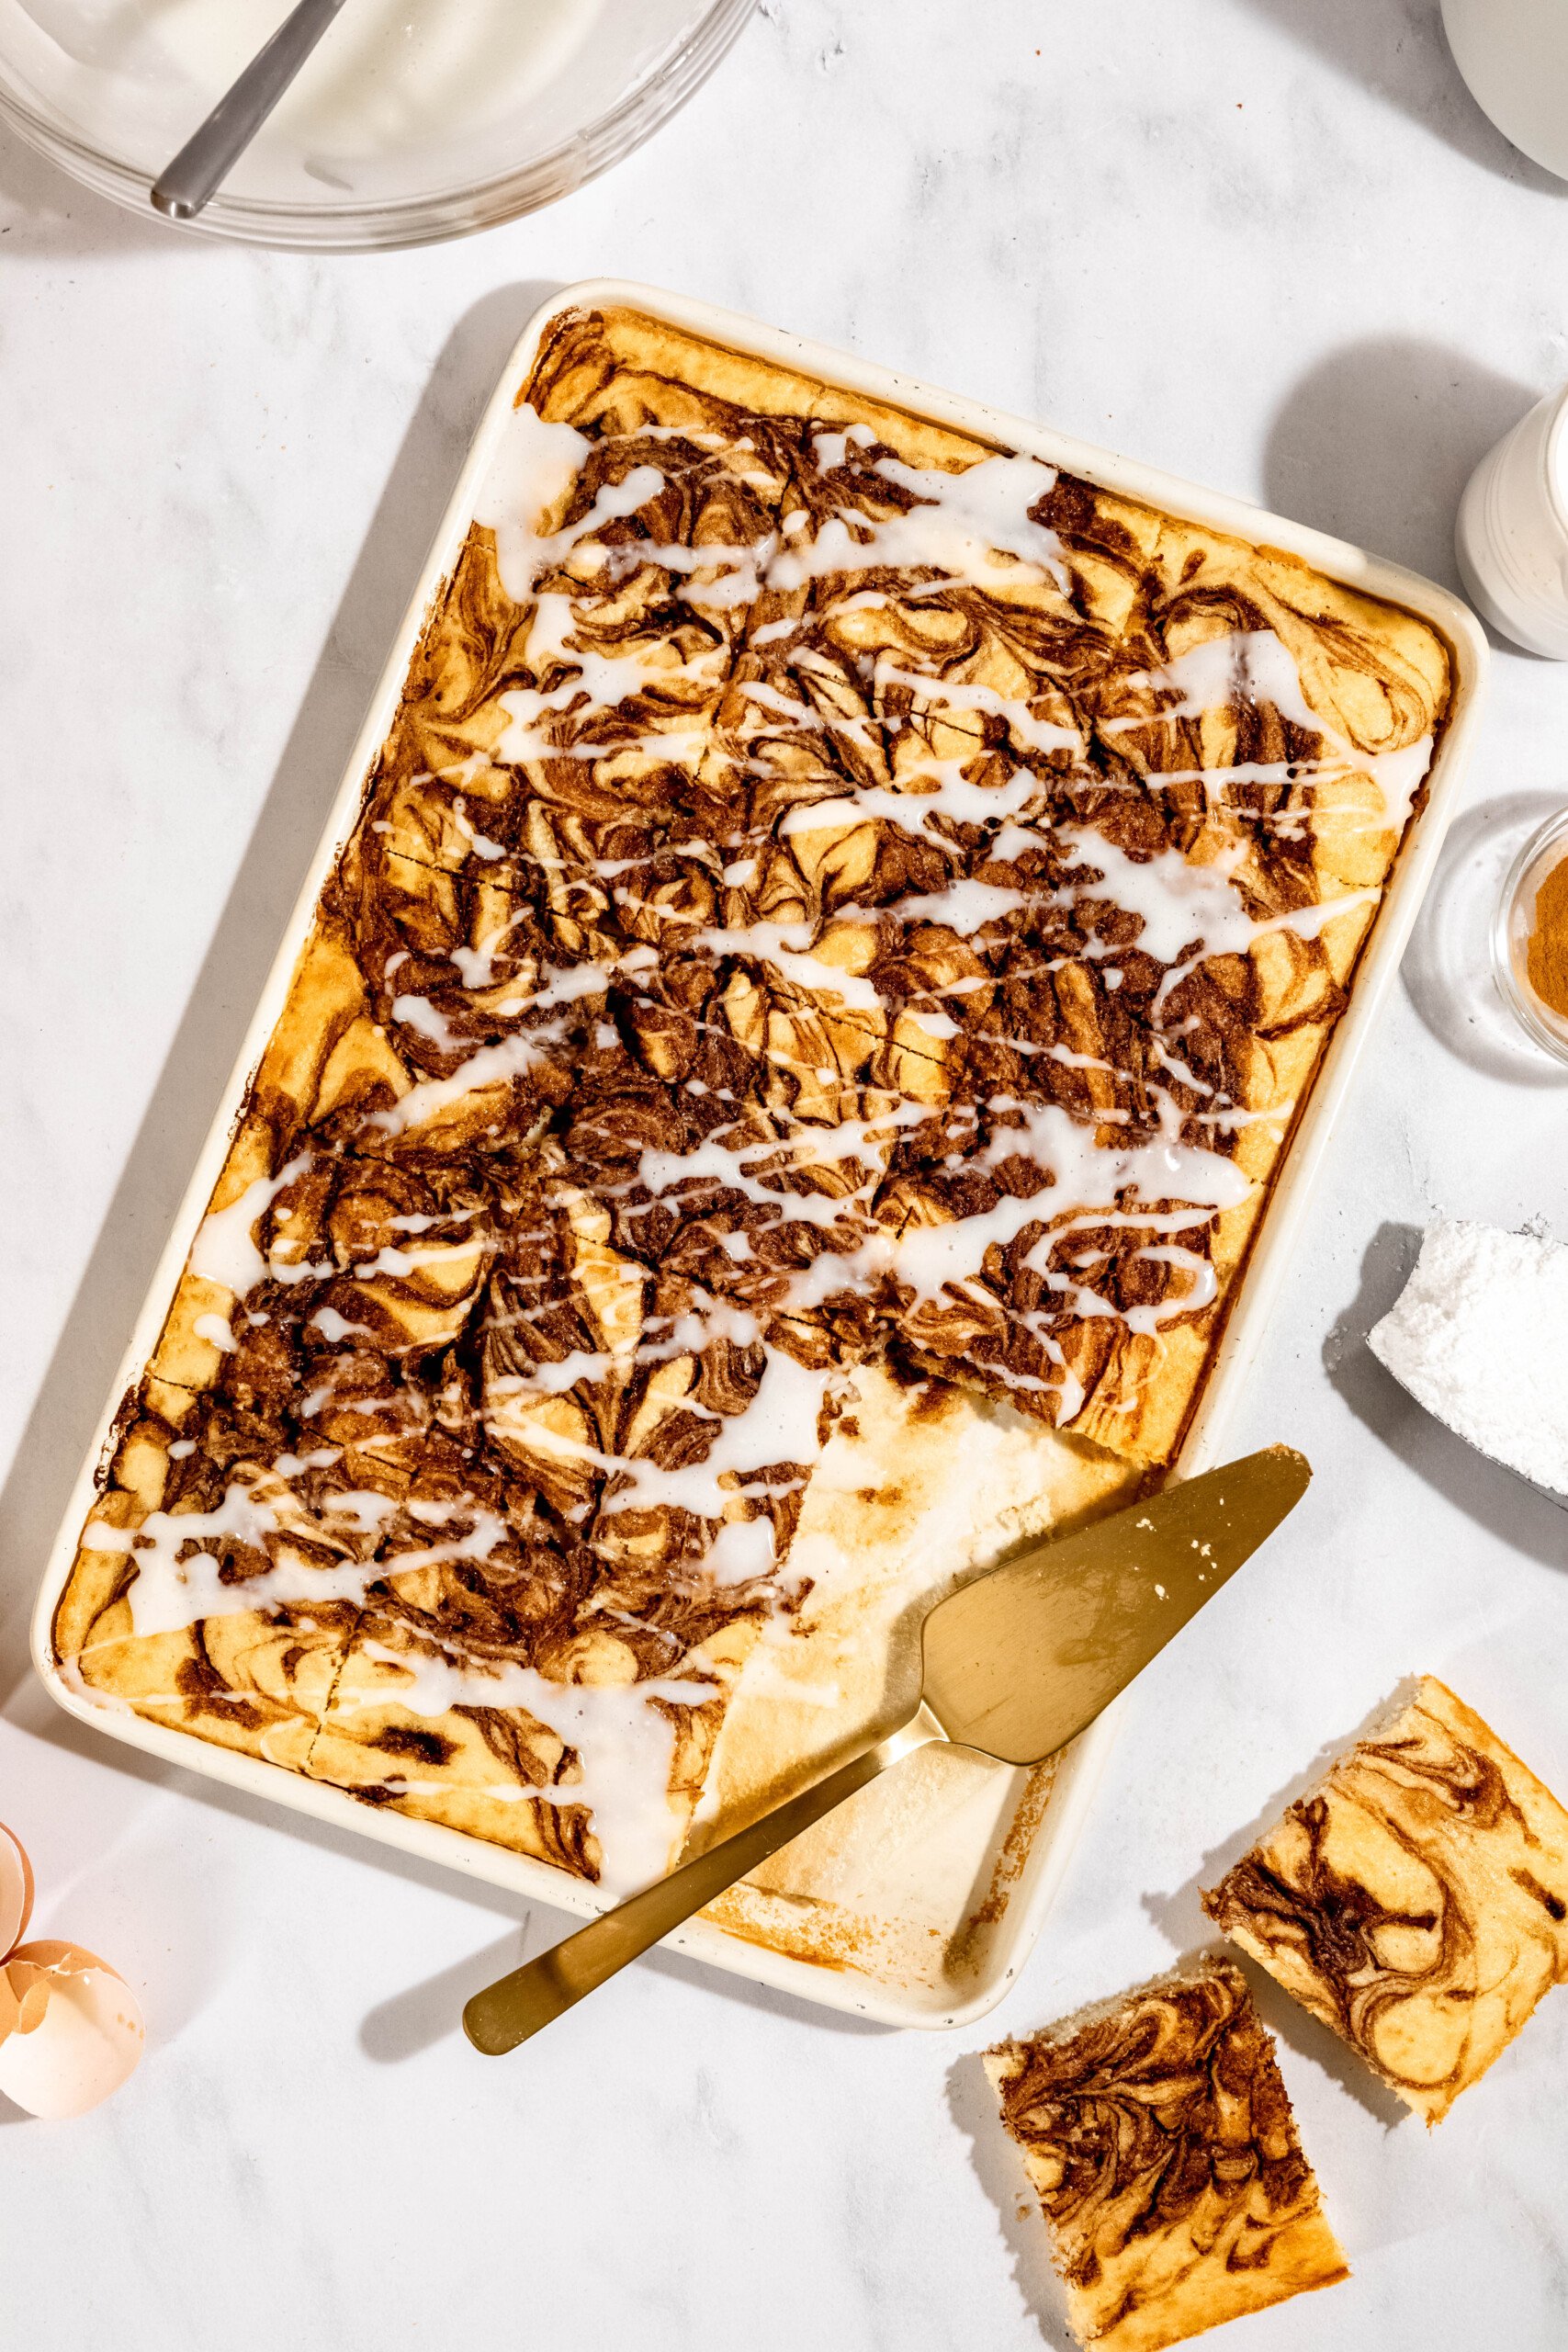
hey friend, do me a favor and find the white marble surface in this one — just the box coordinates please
[3,4,1568,2346]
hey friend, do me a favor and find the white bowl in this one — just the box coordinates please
[1441,0,1568,181]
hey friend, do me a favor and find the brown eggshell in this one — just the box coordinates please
[0,1942,145,2120]
[0,1823,33,1962]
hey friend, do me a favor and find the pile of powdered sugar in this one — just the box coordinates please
[1368,1219,1568,1501]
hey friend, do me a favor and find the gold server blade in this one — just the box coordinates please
[464,1445,1310,2053]
[919,1445,1311,1765]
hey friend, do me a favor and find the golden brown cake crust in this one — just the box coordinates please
[986,1961,1348,2350]
[52,303,1453,1892]
[1202,1676,1568,2123]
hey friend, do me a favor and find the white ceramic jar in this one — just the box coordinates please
[1455,384,1568,659]
[1441,0,1568,180]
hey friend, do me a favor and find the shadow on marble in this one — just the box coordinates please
[0,123,176,256]
[0,279,561,1715]
[360,1927,536,2063]
[1263,334,1539,588]
[358,1904,896,2064]
[1322,1222,1568,1570]
[1403,791,1568,1088]
[1233,0,1568,194]
[944,2051,1072,2351]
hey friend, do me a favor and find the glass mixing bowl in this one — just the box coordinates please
[0,0,756,249]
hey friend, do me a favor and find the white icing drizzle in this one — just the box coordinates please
[367,1027,569,1137]
[778,763,1042,844]
[473,404,662,605]
[872,659,1082,756]
[87,1479,400,1634]
[189,1154,314,1296]
[490,1340,833,1564]
[888,878,1029,935]
[493,590,729,763]
[690,921,884,1013]
[1104,631,1434,828]
[1057,826,1378,981]
[345,1639,716,1895]
[773,442,1069,595]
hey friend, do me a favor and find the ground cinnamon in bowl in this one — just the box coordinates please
[1496,808,1568,1063]
[1526,854,1568,1017]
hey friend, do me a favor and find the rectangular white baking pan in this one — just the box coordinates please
[31,281,1489,2030]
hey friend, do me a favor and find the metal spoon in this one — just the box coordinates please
[151,0,349,221]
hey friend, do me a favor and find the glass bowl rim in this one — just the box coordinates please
[0,0,758,252]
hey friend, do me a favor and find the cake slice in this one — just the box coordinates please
[365,304,820,893]
[985,1960,1348,2350]
[56,1385,365,1773]
[1202,1677,1568,2124]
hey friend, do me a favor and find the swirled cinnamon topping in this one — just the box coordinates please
[985,1960,1348,2349]
[1203,1676,1568,2124]
[54,306,1453,1892]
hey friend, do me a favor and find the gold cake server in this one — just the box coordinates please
[463,1444,1309,2054]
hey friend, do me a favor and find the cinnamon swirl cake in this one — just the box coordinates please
[52,306,1452,1896]
[1203,1677,1568,2122]
[986,1961,1348,2348]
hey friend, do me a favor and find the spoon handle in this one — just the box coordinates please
[152,0,350,220]
[462,1708,944,2055]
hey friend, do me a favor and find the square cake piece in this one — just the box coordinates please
[985,1960,1348,2350]
[1203,1676,1568,2124]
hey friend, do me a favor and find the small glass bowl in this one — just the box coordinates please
[1494,805,1568,1065]
[0,0,757,253]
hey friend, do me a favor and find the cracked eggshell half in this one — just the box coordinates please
[0,1824,32,1958]
[0,1942,144,2119]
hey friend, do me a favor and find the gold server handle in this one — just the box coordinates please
[462,1709,943,2055]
